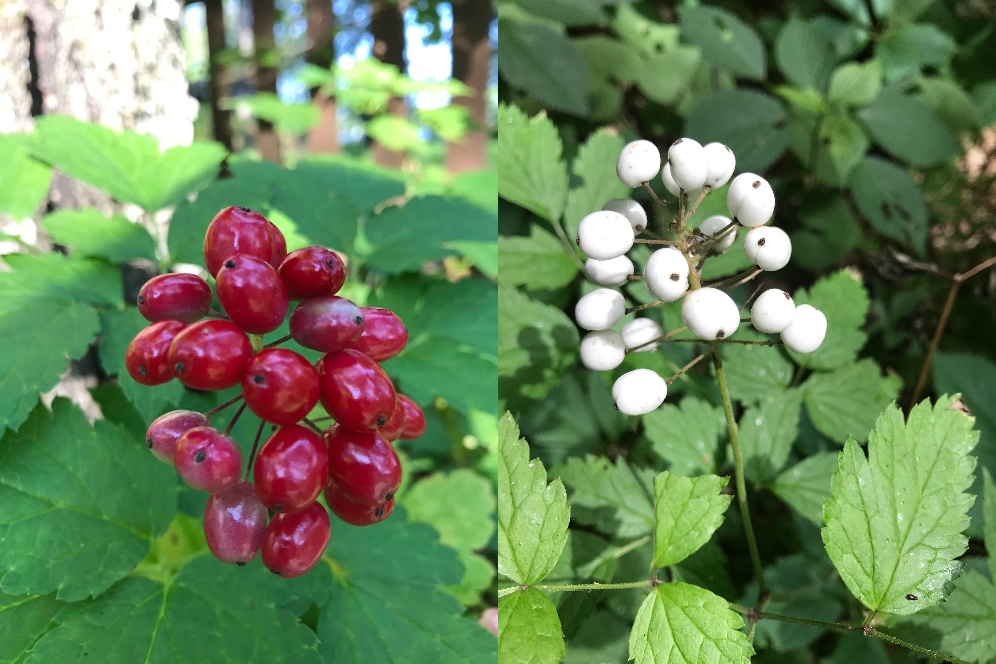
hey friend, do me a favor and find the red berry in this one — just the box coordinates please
[203,479,268,565]
[145,409,209,464]
[323,426,401,506]
[137,273,212,324]
[267,221,287,268]
[241,349,319,425]
[377,397,406,442]
[215,255,289,334]
[316,350,397,432]
[253,424,328,513]
[203,206,274,277]
[125,320,186,386]
[325,482,394,526]
[398,395,426,440]
[349,307,408,361]
[169,319,253,391]
[278,246,346,300]
[261,502,330,578]
[174,427,243,493]
[289,296,364,352]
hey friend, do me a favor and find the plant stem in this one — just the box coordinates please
[625,325,688,353]
[633,238,678,246]
[498,579,653,599]
[685,186,711,219]
[248,333,264,354]
[302,418,324,435]
[203,394,244,419]
[223,402,248,436]
[577,536,652,578]
[663,338,781,347]
[705,267,762,290]
[666,352,708,384]
[712,343,766,596]
[243,418,267,479]
[264,334,292,349]
[551,217,586,270]
[642,182,678,227]
[625,301,663,314]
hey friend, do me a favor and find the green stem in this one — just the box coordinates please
[264,334,292,349]
[712,343,766,597]
[249,333,265,354]
[576,535,651,577]
[551,218,585,270]
[498,579,653,599]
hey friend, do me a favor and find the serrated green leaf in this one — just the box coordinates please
[268,164,361,255]
[511,0,605,26]
[498,20,589,116]
[985,471,996,579]
[822,396,979,616]
[915,78,983,134]
[41,208,156,263]
[828,61,883,107]
[792,196,863,272]
[0,135,52,219]
[0,254,122,307]
[498,588,565,664]
[446,240,498,279]
[856,89,957,167]
[772,452,840,525]
[498,227,577,291]
[629,582,753,664]
[575,35,642,83]
[848,156,928,253]
[498,413,569,584]
[291,156,406,214]
[788,270,870,370]
[635,46,702,106]
[497,104,570,224]
[721,342,794,405]
[652,472,731,568]
[643,397,726,477]
[775,17,835,91]
[678,6,766,81]
[563,129,630,239]
[0,400,174,600]
[29,115,225,212]
[611,4,682,56]
[671,540,737,601]
[559,456,654,539]
[740,390,803,484]
[803,360,901,443]
[752,555,843,652]
[876,23,955,83]
[0,590,61,662]
[685,89,789,174]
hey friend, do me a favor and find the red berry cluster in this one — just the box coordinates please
[125,206,426,578]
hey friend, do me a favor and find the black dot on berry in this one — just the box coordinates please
[354,316,363,325]
[194,450,206,463]
[269,567,281,575]
[253,374,265,384]
[376,414,387,427]
[757,238,766,246]
[906,593,918,600]
[716,330,726,339]
[138,365,147,375]
[670,273,680,281]
[673,138,683,145]
[225,259,236,268]
[384,491,394,501]
[137,295,145,304]
[273,504,283,512]
[236,561,246,567]
[783,291,791,299]
[327,260,336,267]
[752,180,761,188]
[575,236,580,246]
[146,437,153,448]
[237,206,253,213]
[175,362,185,373]
[375,507,385,517]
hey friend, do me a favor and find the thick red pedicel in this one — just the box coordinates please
[323,426,401,506]
[145,409,209,464]
[278,246,346,300]
[215,254,289,334]
[316,350,396,432]
[203,206,275,277]
[324,483,394,526]
[125,320,186,386]
[261,502,331,578]
[203,480,268,565]
[398,395,426,440]
[289,295,364,352]
[253,424,329,513]
[241,349,320,425]
[174,426,243,493]
[168,319,253,391]
[137,273,212,324]
[349,307,408,361]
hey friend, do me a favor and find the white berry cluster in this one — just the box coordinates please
[576,138,827,416]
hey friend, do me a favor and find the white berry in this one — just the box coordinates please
[727,173,775,227]
[585,256,634,287]
[744,226,792,271]
[681,287,740,340]
[780,304,827,354]
[703,142,736,188]
[577,211,635,260]
[617,140,661,188]
[644,247,690,302]
[698,215,737,253]
[575,288,625,331]
[603,199,648,235]
[612,369,668,415]
[622,318,664,352]
[580,330,626,371]
[667,138,708,191]
[750,289,796,334]
[662,163,701,200]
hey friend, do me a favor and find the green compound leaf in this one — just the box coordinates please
[0,590,61,662]
[828,60,883,108]
[634,46,702,108]
[685,89,789,175]
[771,452,840,525]
[678,5,766,81]
[721,342,794,405]
[643,397,726,477]
[752,555,844,652]
[498,588,565,664]
[0,134,52,219]
[41,208,156,263]
[822,396,979,616]
[788,269,870,371]
[563,128,631,238]
[498,19,589,117]
[652,472,731,568]
[740,390,803,484]
[559,456,655,539]
[876,23,956,83]
[0,400,175,601]
[498,226,577,291]
[497,104,569,224]
[775,17,835,91]
[629,582,754,664]
[803,359,902,443]
[856,89,957,167]
[985,471,996,580]
[497,412,569,585]
[849,156,928,254]
[25,557,320,663]
[29,115,225,212]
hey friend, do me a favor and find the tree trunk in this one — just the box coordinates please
[0,1,35,133]
[205,0,233,152]
[369,0,407,169]
[251,0,281,163]
[446,0,491,173]
[305,0,339,154]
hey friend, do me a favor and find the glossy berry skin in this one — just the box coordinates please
[203,206,275,277]
[316,350,397,432]
[261,502,330,578]
[137,273,212,324]
[125,320,186,386]
[203,479,268,565]
[323,426,401,505]
[377,398,406,442]
[241,349,319,425]
[253,425,328,513]
[145,409,209,464]
[325,483,394,526]
[169,319,253,391]
[216,255,289,334]
[349,307,408,361]
[278,247,346,300]
[289,296,364,352]
[174,427,243,493]
[398,395,426,440]
[267,221,287,268]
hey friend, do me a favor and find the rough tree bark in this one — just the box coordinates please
[0,1,35,134]
[205,0,234,152]
[369,0,407,169]
[446,0,491,173]
[251,0,281,163]
[305,0,339,154]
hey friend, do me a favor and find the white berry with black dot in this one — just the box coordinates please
[780,304,827,354]
[698,215,737,253]
[603,199,648,235]
[644,247,690,302]
[703,142,736,188]
[750,289,796,334]
[612,369,668,415]
[585,256,634,287]
[744,226,792,271]
[580,330,626,371]
[727,173,775,227]
[617,140,661,188]
[575,288,626,331]
[681,287,740,340]
[622,318,664,352]
[667,138,708,191]
[576,210,635,260]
